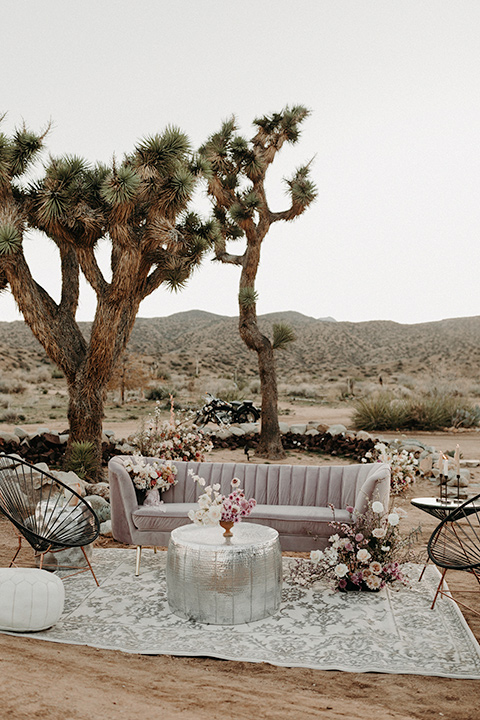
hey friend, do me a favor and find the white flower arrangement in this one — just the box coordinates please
[363,441,418,494]
[187,471,256,527]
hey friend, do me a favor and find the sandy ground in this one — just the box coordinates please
[1,405,480,720]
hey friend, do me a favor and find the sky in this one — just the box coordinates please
[1,0,479,326]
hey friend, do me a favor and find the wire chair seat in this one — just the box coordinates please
[427,491,480,613]
[0,454,100,584]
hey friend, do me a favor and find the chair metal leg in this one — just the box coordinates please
[135,546,142,576]
[80,545,100,586]
[9,534,23,567]
[431,567,448,609]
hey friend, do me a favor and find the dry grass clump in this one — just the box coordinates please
[353,391,480,432]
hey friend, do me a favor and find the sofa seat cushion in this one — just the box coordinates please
[246,504,351,537]
[132,503,196,532]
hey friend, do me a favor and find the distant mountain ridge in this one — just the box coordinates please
[0,311,479,380]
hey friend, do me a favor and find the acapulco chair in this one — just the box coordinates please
[0,454,100,585]
[427,491,480,615]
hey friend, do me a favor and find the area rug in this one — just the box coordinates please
[4,549,480,678]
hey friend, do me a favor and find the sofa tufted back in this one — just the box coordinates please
[163,460,390,514]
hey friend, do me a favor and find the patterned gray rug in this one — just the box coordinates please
[6,548,480,678]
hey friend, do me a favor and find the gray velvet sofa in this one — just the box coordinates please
[109,457,391,575]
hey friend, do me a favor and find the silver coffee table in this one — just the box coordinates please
[166,522,282,625]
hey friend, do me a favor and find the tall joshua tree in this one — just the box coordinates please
[0,118,215,476]
[199,106,317,459]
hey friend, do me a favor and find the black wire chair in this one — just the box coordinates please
[0,454,100,585]
[427,491,480,614]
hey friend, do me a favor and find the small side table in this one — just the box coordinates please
[166,522,282,625]
[410,497,467,521]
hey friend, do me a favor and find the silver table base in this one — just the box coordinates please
[166,522,282,625]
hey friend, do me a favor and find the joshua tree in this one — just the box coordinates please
[0,118,215,476]
[199,106,317,458]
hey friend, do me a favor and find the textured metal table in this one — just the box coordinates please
[166,522,282,624]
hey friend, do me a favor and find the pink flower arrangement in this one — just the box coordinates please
[188,473,256,526]
[289,501,410,592]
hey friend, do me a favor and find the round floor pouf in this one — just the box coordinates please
[0,568,65,632]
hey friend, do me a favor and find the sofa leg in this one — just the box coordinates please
[135,546,142,576]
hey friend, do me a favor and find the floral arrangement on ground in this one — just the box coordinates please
[132,397,213,462]
[187,471,256,526]
[289,501,412,592]
[363,441,419,494]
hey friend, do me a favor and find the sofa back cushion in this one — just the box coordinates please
[164,461,385,510]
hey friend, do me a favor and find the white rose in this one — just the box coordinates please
[310,550,324,564]
[208,506,222,522]
[372,527,386,538]
[334,563,349,578]
[372,501,384,514]
[387,512,400,526]
[357,549,371,563]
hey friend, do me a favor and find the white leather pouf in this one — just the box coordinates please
[0,568,65,632]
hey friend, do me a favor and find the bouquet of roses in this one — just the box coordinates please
[289,501,409,592]
[187,471,256,526]
[122,455,178,492]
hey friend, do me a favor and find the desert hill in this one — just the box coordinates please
[0,311,479,383]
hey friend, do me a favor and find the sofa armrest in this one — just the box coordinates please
[108,456,139,544]
[354,462,391,516]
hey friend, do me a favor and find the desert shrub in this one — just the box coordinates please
[285,384,318,399]
[146,386,176,401]
[353,393,409,431]
[249,379,261,395]
[218,387,245,402]
[66,441,97,482]
[353,392,480,431]
[0,410,26,423]
[51,368,64,379]
[0,379,27,394]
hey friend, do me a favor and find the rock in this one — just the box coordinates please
[13,427,30,439]
[0,431,20,444]
[59,434,69,444]
[355,431,372,441]
[289,424,307,435]
[278,422,291,434]
[462,459,480,468]
[104,430,116,439]
[327,424,347,436]
[115,442,136,454]
[239,423,259,435]
[214,428,233,440]
[85,495,111,523]
[84,481,110,500]
[316,424,329,434]
[419,456,433,474]
[446,469,470,488]
[100,520,112,536]
[229,426,245,437]
[305,428,319,436]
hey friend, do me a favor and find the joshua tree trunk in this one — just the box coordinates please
[67,374,105,472]
[239,245,285,460]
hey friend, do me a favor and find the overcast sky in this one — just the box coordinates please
[1,0,479,325]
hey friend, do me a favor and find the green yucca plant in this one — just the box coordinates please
[66,441,98,482]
